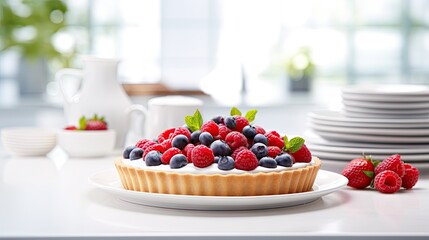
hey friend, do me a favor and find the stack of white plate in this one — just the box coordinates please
[306,84,429,168]
[342,85,429,118]
[1,127,57,156]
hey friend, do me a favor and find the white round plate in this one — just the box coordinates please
[89,169,348,211]
[309,110,429,124]
[313,129,429,144]
[308,144,429,156]
[311,151,429,162]
[342,99,429,110]
[342,92,429,102]
[305,133,429,149]
[343,105,429,115]
[309,118,429,129]
[342,85,429,96]
[343,111,429,119]
[310,123,429,136]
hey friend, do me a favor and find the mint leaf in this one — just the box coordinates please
[185,109,203,132]
[283,136,289,150]
[185,116,196,131]
[363,170,374,179]
[372,160,381,168]
[230,107,242,116]
[78,116,86,130]
[288,137,305,153]
[193,109,203,130]
[244,109,257,123]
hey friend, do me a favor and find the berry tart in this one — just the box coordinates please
[115,107,321,196]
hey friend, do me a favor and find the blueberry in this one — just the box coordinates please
[259,157,277,168]
[214,156,220,163]
[170,154,188,169]
[129,148,143,160]
[210,140,231,156]
[254,134,268,145]
[250,142,268,159]
[217,156,235,170]
[242,125,257,139]
[145,150,162,166]
[123,145,136,159]
[211,116,224,124]
[275,153,294,167]
[182,124,192,133]
[224,116,236,129]
[190,130,201,144]
[172,134,189,150]
[199,132,214,146]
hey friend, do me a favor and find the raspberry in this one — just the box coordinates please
[267,146,282,158]
[191,145,214,168]
[266,133,284,149]
[161,147,182,164]
[160,138,172,151]
[201,121,219,137]
[254,125,266,135]
[374,170,402,194]
[267,130,280,138]
[135,139,151,149]
[231,146,248,159]
[185,144,195,163]
[402,163,419,189]
[141,141,156,152]
[225,131,247,150]
[291,144,312,163]
[233,116,249,132]
[375,154,405,178]
[217,124,232,140]
[143,144,164,159]
[341,157,375,189]
[170,127,191,141]
[183,143,195,156]
[158,127,175,143]
[235,149,259,171]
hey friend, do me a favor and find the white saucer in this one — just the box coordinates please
[342,93,429,102]
[343,99,429,110]
[309,110,429,124]
[89,169,348,211]
[310,123,429,136]
[342,85,429,96]
[311,151,429,162]
[309,118,429,129]
[344,105,429,115]
[312,129,429,144]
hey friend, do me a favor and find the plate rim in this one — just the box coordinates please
[89,169,348,210]
[309,110,429,124]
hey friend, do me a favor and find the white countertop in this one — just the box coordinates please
[1,147,428,239]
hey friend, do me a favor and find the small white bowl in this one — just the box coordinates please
[1,127,57,156]
[57,130,116,158]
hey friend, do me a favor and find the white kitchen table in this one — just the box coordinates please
[0,147,428,240]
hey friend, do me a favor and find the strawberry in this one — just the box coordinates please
[291,144,312,163]
[64,125,77,130]
[79,115,108,130]
[374,170,402,194]
[402,163,419,189]
[374,154,405,178]
[341,157,375,189]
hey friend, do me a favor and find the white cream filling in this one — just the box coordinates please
[122,157,314,175]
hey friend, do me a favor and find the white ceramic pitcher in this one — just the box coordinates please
[56,56,146,149]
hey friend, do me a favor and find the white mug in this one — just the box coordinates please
[140,96,203,140]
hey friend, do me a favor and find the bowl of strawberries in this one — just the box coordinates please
[58,115,116,158]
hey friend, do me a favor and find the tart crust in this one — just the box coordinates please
[114,157,321,196]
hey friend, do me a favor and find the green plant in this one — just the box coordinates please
[286,47,315,79]
[0,0,72,66]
